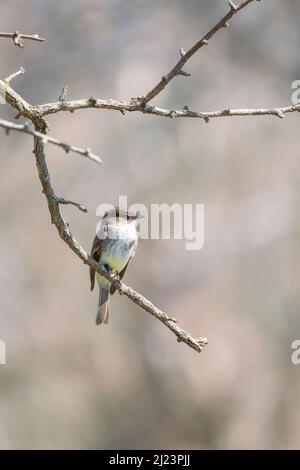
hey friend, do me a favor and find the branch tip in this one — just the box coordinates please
[56,196,88,213]
[4,67,25,84]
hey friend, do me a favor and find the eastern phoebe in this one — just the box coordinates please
[90,207,142,325]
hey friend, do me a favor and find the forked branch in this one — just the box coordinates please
[2,0,299,354]
[33,133,207,353]
[142,0,260,103]
[0,69,207,353]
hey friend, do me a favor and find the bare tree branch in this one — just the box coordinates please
[140,103,300,120]
[55,196,87,213]
[2,0,298,355]
[32,131,207,353]
[1,76,206,353]
[142,0,259,104]
[0,31,45,47]
[0,117,102,164]
[35,98,300,122]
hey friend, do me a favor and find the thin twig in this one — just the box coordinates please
[4,67,25,84]
[59,86,69,102]
[142,0,258,103]
[56,196,87,213]
[0,31,45,48]
[0,118,102,164]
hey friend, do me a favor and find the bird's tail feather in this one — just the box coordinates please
[96,288,110,325]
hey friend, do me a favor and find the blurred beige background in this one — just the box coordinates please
[1,0,300,450]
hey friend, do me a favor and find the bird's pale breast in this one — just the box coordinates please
[96,222,137,289]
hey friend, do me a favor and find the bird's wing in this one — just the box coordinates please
[90,235,103,291]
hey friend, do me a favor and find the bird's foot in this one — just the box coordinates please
[112,272,123,295]
[113,271,121,282]
[103,263,112,275]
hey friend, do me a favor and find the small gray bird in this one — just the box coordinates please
[90,207,142,325]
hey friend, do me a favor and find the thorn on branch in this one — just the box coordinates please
[276,109,285,119]
[88,96,97,106]
[59,86,69,102]
[176,69,191,77]
[180,47,186,57]
[229,1,238,12]
[166,317,179,324]
[62,143,71,153]
[201,39,208,46]
[224,22,229,28]
[169,110,177,118]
